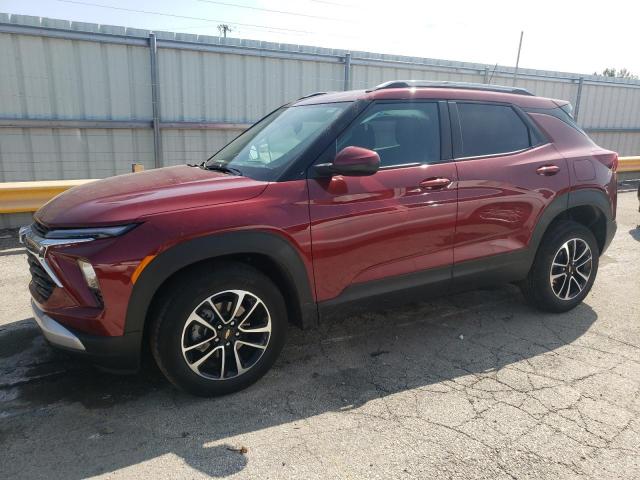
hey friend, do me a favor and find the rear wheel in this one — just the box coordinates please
[150,262,287,396]
[521,221,599,312]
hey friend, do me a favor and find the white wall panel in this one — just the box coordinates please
[0,128,154,181]
[590,132,640,157]
[579,84,640,129]
[0,33,151,122]
[162,129,238,167]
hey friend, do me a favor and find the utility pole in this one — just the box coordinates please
[217,24,232,38]
[513,30,524,85]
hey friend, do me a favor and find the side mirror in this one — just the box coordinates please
[314,146,380,177]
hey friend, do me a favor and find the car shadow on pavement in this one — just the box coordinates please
[0,285,598,478]
[629,227,640,241]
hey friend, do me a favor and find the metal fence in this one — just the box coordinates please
[1,12,640,184]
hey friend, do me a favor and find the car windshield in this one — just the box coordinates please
[205,102,352,181]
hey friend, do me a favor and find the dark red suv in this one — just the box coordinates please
[20,81,618,396]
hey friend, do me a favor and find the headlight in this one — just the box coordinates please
[44,224,137,240]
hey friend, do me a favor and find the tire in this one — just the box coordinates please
[150,261,287,396]
[520,221,599,313]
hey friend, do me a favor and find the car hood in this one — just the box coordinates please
[35,165,268,227]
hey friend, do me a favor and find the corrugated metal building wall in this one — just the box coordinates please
[1,12,640,185]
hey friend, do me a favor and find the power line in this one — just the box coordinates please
[51,0,410,47]
[195,0,346,22]
[53,0,311,34]
[53,0,368,41]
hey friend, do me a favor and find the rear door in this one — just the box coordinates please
[450,101,569,282]
[308,101,458,303]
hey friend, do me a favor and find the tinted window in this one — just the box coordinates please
[457,103,530,157]
[337,103,440,167]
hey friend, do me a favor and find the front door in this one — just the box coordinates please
[308,101,458,303]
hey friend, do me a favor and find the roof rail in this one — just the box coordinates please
[369,80,534,96]
[297,91,329,100]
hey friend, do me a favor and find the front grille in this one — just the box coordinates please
[27,252,55,301]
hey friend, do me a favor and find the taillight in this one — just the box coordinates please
[594,152,618,171]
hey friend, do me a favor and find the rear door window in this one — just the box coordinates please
[456,103,531,158]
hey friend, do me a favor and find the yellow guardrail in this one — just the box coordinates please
[618,156,640,173]
[0,159,639,215]
[0,179,96,214]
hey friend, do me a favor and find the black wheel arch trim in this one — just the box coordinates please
[124,230,318,336]
[567,188,614,218]
[567,187,616,253]
[529,188,614,258]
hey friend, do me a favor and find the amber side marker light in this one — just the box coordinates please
[131,255,156,284]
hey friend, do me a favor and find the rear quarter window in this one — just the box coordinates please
[457,103,531,158]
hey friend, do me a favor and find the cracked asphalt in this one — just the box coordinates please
[1,189,639,479]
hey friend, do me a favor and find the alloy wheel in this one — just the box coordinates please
[181,289,272,380]
[549,238,593,301]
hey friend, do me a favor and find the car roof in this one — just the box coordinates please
[292,81,562,109]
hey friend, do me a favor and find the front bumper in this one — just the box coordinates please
[19,221,142,336]
[32,300,142,372]
[32,300,86,351]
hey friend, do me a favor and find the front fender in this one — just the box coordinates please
[124,230,318,335]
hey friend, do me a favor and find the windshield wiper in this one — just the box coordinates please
[200,162,243,176]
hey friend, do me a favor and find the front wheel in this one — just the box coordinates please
[150,262,287,396]
[520,221,599,312]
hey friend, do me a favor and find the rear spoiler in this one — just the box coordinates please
[552,100,574,118]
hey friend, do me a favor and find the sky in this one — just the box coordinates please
[1,0,638,76]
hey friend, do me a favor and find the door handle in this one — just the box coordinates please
[419,177,451,190]
[536,165,560,176]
